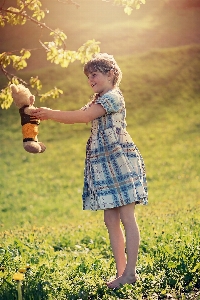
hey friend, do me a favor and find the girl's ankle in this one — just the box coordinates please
[122,270,137,278]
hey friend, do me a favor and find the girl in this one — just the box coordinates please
[32,53,148,289]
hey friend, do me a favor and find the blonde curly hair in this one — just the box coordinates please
[83,53,122,87]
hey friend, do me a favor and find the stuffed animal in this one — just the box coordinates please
[10,83,46,154]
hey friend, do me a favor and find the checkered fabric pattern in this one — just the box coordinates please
[82,88,148,210]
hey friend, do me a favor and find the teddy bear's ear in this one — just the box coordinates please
[29,95,35,105]
[10,84,18,94]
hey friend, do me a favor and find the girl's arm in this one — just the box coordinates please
[31,103,106,124]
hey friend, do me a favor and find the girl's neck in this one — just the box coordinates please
[99,86,116,96]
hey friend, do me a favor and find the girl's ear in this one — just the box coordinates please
[107,69,115,82]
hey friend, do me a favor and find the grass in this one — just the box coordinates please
[0,45,200,299]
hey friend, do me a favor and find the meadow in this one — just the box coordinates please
[0,43,200,299]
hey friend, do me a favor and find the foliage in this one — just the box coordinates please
[0,0,144,109]
[114,0,146,15]
[0,222,199,299]
[0,0,100,108]
[0,45,200,299]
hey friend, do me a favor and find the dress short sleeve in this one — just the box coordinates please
[96,90,121,114]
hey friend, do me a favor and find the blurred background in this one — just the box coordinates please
[0,0,200,229]
[0,3,200,298]
[1,0,200,69]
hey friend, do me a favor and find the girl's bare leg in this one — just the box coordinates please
[104,207,127,277]
[106,202,140,289]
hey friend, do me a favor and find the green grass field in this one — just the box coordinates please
[0,44,200,299]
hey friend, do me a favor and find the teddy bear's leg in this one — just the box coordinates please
[38,142,46,153]
[23,141,41,154]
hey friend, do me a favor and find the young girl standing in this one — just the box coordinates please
[32,53,148,289]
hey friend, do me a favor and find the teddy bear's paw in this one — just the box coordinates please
[38,142,46,153]
[24,142,41,154]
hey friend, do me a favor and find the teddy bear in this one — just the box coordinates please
[10,83,46,154]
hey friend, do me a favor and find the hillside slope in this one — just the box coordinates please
[0,44,200,228]
[0,0,200,70]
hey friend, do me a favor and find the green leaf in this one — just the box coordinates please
[0,53,11,68]
[28,0,42,11]
[0,15,5,27]
[136,3,140,9]
[0,86,13,109]
[20,49,31,59]
[11,78,20,85]
[168,261,177,268]
[32,10,45,21]
[191,262,200,273]
[60,59,70,68]
[124,6,133,15]
[6,7,26,25]
[12,57,27,70]
[78,39,100,63]
[30,77,42,90]
[39,87,63,102]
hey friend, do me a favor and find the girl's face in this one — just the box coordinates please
[87,70,114,96]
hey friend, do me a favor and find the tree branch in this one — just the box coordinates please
[1,65,28,85]
[3,47,44,55]
[0,0,6,10]
[0,7,68,49]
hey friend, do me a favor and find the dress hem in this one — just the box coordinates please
[83,199,148,211]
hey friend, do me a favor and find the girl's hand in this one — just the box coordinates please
[31,107,52,121]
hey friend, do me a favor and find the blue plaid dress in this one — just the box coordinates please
[82,88,148,210]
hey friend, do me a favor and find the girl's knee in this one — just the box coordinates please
[104,215,115,228]
[104,209,120,228]
[119,205,137,228]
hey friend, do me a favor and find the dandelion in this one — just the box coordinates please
[18,264,31,273]
[18,268,27,273]
[13,272,24,300]
[13,272,24,281]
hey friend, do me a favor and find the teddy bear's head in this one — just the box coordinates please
[10,84,35,109]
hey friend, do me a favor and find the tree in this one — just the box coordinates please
[0,0,145,109]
